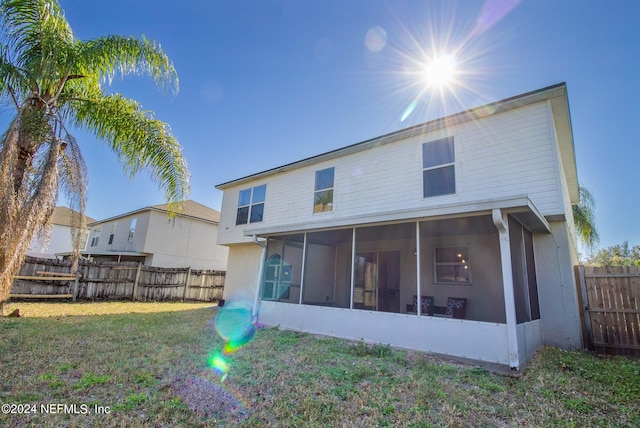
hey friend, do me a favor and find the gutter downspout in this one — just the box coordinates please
[252,235,267,323]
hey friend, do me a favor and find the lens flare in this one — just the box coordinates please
[401,97,420,122]
[365,26,387,53]
[210,300,256,382]
[209,352,230,379]
[214,301,253,342]
[223,323,256,354]
[474,0,522,35]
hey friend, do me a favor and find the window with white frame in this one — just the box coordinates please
[90,228,101,247]
[313,167,334,213]
[423,137,455,197]
[108,223,117,245]
[434,246,470,284]
[81,231,90,250]
[128,218,137,242]
[236,184,266,225]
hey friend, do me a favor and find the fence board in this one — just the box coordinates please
[11,256,225,303]
[578,265,640,356]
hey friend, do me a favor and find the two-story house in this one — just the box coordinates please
[64,200,228,270]
[27,206,95,259]
[215,83,582,371]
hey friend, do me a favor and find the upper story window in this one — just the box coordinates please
[423,137,455,198]
[434,246,471,284]
[90,228,101,247]
[81,231,90,250]
[236,184,266,225]
[314,167,334,213]
[108,223,117,245]
[128,218,137,242]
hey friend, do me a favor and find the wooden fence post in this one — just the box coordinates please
[72,271,80,301]
[182,267,192,301]
[575,265,593,350]
[132,263,142,301]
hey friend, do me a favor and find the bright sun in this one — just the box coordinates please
[424,54,457,88]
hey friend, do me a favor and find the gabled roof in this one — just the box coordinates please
[215,82,578,204]
[151,200,221,223]
[51,206,96,227]
[88,200,220,226]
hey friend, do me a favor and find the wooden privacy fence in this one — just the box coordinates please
[11,256,225,302]
[576,265,640,356]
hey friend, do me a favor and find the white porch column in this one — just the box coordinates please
[492,209,520,371]
[252,237,267,322]
[416,221,422,316]
[299,233,307,305]
[350,228,356,310]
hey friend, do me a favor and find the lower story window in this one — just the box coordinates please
[434,246,471,284]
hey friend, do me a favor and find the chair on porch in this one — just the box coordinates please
[445,297,467,319]
[412,295,434,316]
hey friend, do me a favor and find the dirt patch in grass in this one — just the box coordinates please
[171,375,248,422]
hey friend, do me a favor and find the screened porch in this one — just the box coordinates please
[258,214,540,326]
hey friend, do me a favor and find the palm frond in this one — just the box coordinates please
[57,130,86,269]
[67,92,189,205]
[77,35,178,94]
[573,185,599,250]
[0,42,26,107]
[0,130,59,280]
[0,0,75,94]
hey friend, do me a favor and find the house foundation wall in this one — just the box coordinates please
[516,320,543,368]
[259,300,511,365]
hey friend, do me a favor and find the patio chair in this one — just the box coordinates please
[445,297,467,319]
[412,295,434,316]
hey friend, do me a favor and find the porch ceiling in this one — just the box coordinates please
[245,195,551,237]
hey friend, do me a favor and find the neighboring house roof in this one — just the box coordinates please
[51,206,96,227]
[88,199,220,226]
[215,82,578,203]
[151,200,221,223]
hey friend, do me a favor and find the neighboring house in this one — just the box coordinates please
[27,206,95,259]
[59,200,228,270]
[215,83,583,371]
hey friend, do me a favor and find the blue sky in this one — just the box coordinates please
[1,1,638,250]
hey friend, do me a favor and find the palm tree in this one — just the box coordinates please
[0,0,189,314]
[573,184,599,251]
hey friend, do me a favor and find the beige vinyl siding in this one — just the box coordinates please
[457,102,559,212]
[218,101,565,245]
[143,211,228,270]
[223,245,263,301]
[88,213,150,253]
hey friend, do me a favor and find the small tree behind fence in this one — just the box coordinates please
[12,256,225,302]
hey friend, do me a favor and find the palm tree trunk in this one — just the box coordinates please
[0,128,60,313]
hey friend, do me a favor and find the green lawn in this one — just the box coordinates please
[0,302,638,427]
